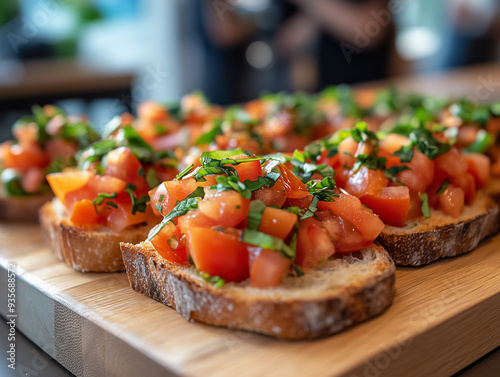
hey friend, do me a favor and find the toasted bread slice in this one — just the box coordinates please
[39,198,156,272]
[120,241,395,340]
[377,191,499,266]
[0,194,53,222]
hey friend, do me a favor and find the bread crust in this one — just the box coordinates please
[378,191,500,266]
[39,199,155,272]
[120,242,395,340]
[0,194,53,222]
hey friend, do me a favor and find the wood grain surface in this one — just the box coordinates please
[0,223,499,377]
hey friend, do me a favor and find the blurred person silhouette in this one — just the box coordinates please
[438,0,500,69]
[275,0,395,87]
[188,0,396,104]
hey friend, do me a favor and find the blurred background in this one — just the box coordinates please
[1,0,500,139]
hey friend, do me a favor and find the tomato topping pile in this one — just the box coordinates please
[47,127,178,231]
[147,151,384,289]
[0,105,99,197]
[311,122,492,223]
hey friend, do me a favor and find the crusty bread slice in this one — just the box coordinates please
[39,198,156,272]
[377,191,499,266]
[120,241,395,340]
[0,194,53,222]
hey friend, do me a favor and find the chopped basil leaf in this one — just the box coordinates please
[391,145,414,163]
[285,207,303,216]
[176,164,194,180]
[292,264,305,277]
[300,196,320,220]
[146,168,159,189]
[195,119,223,145]
[210,175,251,199]
[418,192,431,218]
[351,121,378,143]
[124,184,149,215]
[186,186,206,200]
[410,127,451,160]
[1,169,29,197]
[200,148,245,162]
[105,201,118,209]
[436,178,450,195]
[242,229,295,259]
[465,130,494,154]
[247,200,267,230]
[383,165,410,183]
[243,174,279,191]
[92,192,118,206]
[116,126,153,152]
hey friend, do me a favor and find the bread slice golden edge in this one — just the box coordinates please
[39,198,155,272]
[120,241,395,340]
[377,191,500,266]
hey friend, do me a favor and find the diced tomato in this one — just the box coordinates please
[377,148,401,168]
[22,168,44,193]
[232,159,262,182]
[88,175,126,194]
[105,147,143,185]
[338,136,357,168]
[379,134,410,154]
[361,186,410,227]
[286,194,313,210]
[47,171,92,203]
[70,199,103,225]
[137,101,169,123]
[406,191,423,220]
[450,173,475,204]
[178,209,217,235]
[434,148,467,178]
[295,218,335,268]
[464,153,490,189]
[149,222,188,265]
[252,178,287,207]
[150,176,218,217]
[345,167,389,198]
[188,227,249,282]
[106,202,147,232]
[333,167,350,189]
[250,249,291,288]
[278,164,309,199]
[319,211,373,253]
[397,150,434,194]
[317,192,384,242]
[457,126,479,147]
[13,123,38,146]
[198,190,250,228]
[1,142,49,173]
[258,207,297,239]
[437,184,465,218]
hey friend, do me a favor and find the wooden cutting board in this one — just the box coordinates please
[0,223,499,377]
